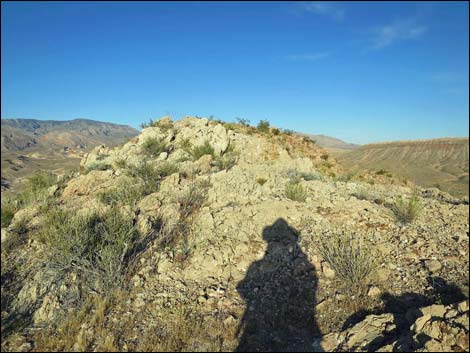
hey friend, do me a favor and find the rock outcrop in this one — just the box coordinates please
[1,116,468,352]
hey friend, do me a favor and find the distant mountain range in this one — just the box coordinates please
[1,118,138,192]
[300,133,360,150]
[1,118,138,152]
[336,137,469,197]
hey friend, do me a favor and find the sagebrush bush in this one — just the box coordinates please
[317,230,375,287]
[156,161,179,177]
[257,120,270,133]
[128,163,162,195]
[393,195,423,223]
[98,181,144,207]
[235,117,250,126]
[301,172,323,181]
[285,181,307,202]
[189,140,215,160]
[320,153,329,161]
[84,162,112,174]
[142,137,168,156]
[114,159,127,169]
[27,171,56,192]
[177,182,209,220]
[38,207,140,293]
[1,201,15,228]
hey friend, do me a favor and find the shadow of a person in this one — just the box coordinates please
[236,218,322,352]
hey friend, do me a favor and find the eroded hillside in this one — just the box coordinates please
[1,117,468,352]
[336,138,469,198]
[1,118,138,194]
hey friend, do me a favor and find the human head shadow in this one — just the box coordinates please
[235,218,323,352]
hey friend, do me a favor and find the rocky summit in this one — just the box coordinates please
[1,116,468,352]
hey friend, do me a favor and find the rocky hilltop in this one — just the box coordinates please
[1,117,468,352]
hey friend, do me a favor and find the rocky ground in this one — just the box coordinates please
[1,116,468,352]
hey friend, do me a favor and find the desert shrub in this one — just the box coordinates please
[271,128,280,135]
[27,171,56,192]
[393,195,423,223]
[95,154,109,161]
[283,129,294,135]
[1,202,15,228]
[213,155,237,170]
[317,230,375,288]
[156,161,179,177]
[286,170,303,184]
[320,153,329,161]
[84,162,112,174]
[12,171,57,208]
[285,181,307,202]
[301,172,323,181]
[302,136,316,144]
[257,120,270,133]
[98,182,144,207]
[177,182,209,221]
[189,140,215,160]
[128,163,162,195]
[334,172,356,182]
[140,118,156,129]
[38,207,140,293]
[114,159,127,169]
[156,119,173,132]
[142,137,168,156]
[236,117,250,126]
[256,177,267,186]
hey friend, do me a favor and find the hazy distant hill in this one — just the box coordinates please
[1,118,138,152]
[1,118,138,192]
[336,137,469,197]
[300,133,360,150]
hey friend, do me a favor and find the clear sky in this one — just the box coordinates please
[1,1,468,144]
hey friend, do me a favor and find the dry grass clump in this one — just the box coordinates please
[393,194,423,223]
[317,230,375,288]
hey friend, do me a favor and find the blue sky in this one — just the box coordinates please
[1,1,468,144]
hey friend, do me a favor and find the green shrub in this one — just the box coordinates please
[189,140,215,160]
[317,230,375,287]
[27,171,56,192]
[1,202,15,228]
[271,128,280,135]
[235,117,250,127]
[156,162,179,177]
[84,162,112,174]
[283,129,294,135]
[257,120,270,133]
[393,195,423,223]
[128,163,162,195]
[320,153,329,161]
[115,159,127,169]
[98,182,144,207]
[301,172,323,181]
[142,137,168,156]
[213,155,237,170]
[285,181,307,202]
